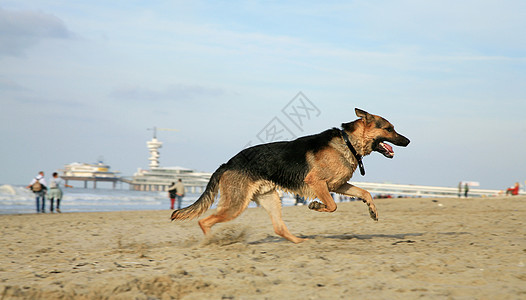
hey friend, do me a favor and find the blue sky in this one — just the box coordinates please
[1,0,525,190]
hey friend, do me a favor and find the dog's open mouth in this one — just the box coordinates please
[377,142,394,158]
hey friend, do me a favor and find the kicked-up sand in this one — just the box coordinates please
[1,196,525,299]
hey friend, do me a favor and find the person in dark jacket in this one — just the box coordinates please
[168,182,178,210]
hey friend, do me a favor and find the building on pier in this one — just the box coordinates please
[59,161,121,189]
[125,127,211,192]
[125,166,211,192]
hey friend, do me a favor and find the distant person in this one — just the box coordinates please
[506,182,520,196]
[48,172,73,213]
[168,182,178,210]
[26,171,47,213]
[464,183,469,198]
[174,179,186,209]
[295,194,305,206]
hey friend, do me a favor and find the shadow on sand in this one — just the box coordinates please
[248,231,471,245]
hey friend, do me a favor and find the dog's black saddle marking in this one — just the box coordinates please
[340,129,365,176]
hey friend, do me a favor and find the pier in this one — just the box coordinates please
[122,167,211,193]
[61,176,121,189]
[121,178,207,193]
[59,161,122,189]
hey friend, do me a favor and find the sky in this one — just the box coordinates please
[1,0,525,190]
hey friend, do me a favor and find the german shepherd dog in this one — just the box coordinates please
[171,108,410,243]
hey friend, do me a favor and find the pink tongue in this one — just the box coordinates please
[382,142,393,153]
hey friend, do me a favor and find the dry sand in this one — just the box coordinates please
[1,196,525,299]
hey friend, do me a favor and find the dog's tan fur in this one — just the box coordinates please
[171,108,410,243]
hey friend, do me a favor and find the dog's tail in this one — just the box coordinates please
[170,164,227,221]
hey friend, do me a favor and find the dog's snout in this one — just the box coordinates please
[392,134,410,147]
[399,135,410,147]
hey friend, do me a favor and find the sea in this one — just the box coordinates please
[0,184,300,215]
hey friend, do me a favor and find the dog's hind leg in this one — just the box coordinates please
[198,171,254,236]
[256,190,306,243]
[334,183,378,221]
[198,196,252,236]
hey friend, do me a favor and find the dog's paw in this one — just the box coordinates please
[308,201,327,211]
[368,205,378,221]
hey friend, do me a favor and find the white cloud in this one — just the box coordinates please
[0,8,73,57]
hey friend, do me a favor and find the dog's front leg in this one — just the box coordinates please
[304,172,337,212]
[334,183,378,221]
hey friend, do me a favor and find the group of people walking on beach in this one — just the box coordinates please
[168,179,186,210]
[27,171,73,213]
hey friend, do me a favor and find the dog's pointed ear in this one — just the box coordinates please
[355,108,373,123]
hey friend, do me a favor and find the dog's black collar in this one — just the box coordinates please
[340,129,365,176]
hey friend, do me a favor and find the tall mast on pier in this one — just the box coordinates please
[146,127,178,169]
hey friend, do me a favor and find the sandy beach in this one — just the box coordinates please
[1,196,525,299]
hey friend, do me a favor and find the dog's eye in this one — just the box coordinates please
[385,127,393,132]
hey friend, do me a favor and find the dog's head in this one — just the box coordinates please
[345,108,410,158]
